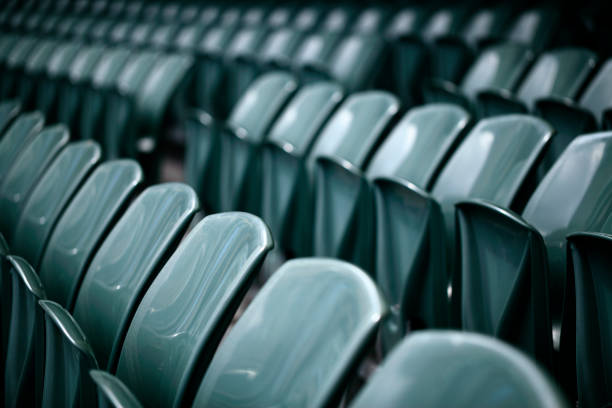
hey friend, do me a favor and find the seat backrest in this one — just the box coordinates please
[579,59,612,126]
[367,104,471,190]
[5,36,37,71]
[227,71,298,144]
[129,22,156,47]
[116,51,160,95]
[0,99,21,136]
[46,43,82,79]
[385,7,424,39]
[12,141,101,267]
[116,213,273,408]
[506,8,559,53]
[351,331,568,408]
[23,40,59,76]
[224,27,268,61]
[517,48,597,110]
[460,44,533,99]
[72,183,198,371]
[258,28,303,65]
[192,258,387,408]
[293,32,341,69]
[309,91,399,169]
[0,125,69,241]
[90,48,132,90]
[352,7,389,34]
[0,112,45,184]
[39,160,143,309]
[568,232,612,408]
[149,23,180,50]
[174,24,207,53]
[67,45,107,84]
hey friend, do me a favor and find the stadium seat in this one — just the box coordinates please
[39,160,143,309]
[90,370,142,408]
[0,125,69,242]
[88,19,117,44]
[186,71,297,212]
[128,22,157,49]
[351,331,568,408]
[148,22,181,51]
[311,91,399,271]
[108,20,134,44]
[251,27,304,71]
[191,258,387,408]
[351,6,389,34]
[455,131,612,390]
[293,6,322,32]
[366,104,471,349]
[480,48,597,116]
[292,31,341,79]
[115,212,272,407]
[11,141,101,266]
[19,40,61,109]
[260,82,344,261]
[0,99,21,135]
[506,8,560,53]
[0,112,45,185]
[0,36,37,99]
[567,232,612,408]
[172,23,208,54]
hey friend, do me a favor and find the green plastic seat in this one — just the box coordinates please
[0,36,37,99]
[69,17,96,40]
[351,6,390,34]
[148,23,181,51]
[365,104,471,349]
[39,160,143,309]
[56,45,107,133]
[116,213,273,408]
[128,22,156,48]
[54,16,78,38]
[292,32,342,79]
[320,6,356,33]
[455,132,612,389]
[506,8,560,53]
[38,14,61,35]
[192,258,387,408]
[88,19,117,44]
[90,370,143,408]
[293,6,323,32]
[266,6,293,28]
[109,21,135,44]
[351,331,568,408]
[240,6,266,26]
[194,5,220,26]
[253,28,304,72]
[79,47,132,141]
[0,35,19,72]
[173,23,208,54]
[11,141,101,267]
[260,82,343,260]
[424,43,534,114]
[0,99,21,136]
[480,48,597,117]
[310,91,399,271]
[567,232,612,408]
[72,183,198,370]
[0,112,45,186]
[36,42,82,119]
[186,72,297,213]
[0,125,69,242]
[301,34,388,93]
[18,40,61,109]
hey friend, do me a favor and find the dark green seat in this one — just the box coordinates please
[253,28,304,72]
[266,6,293,28]
[293,6,323,32]
[0,35,19,74]
[36,42,82,119]
[506,8,560,53]
[424,43,534,114]
[480,48,597,117]
[148,23,181,51]
[0,112,45,186]
[455,132,612,390]
[39,160,143,309]
[301,34,388,93]
[192,258,387,408]
[0,99,21,136]
[320,6,356,33]
[173,23,208,54]
[79,47,132,141]
[56,45,107,132]
[54,16,78,38]
[38,14,61,36]
[260,82,343,262]
[128,22,156,48]
[567,232,612,408]
[115,213,272,408]
[351,6,390,34]
[11,141,101,267]
[194,5,220,26]
[240,6,266,27]
[0,125,69,242]
[311,91,399,271]
[366,104,471,349]
[88,19,117,44]
[186,72,297,213]
[69,17,96,40]
[19,40,60,109]
[90,370,143,408]
[351,331,568,408]
[109,21,135,44]
[292,31,341,80]
[0,36,37,99]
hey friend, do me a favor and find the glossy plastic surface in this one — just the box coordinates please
[12,141,101,267]
[192,258,387,408]
[72,183,198,371]
[568,232,612,408]
[117,213,273,408]
[0,99,21,135]
[579,60,612,125]
[91,371,143,408]
[36,43,82,116]
[351,331,568,408]
[0,125,69,242]
[0,112,45,186]
[39,161,143,309]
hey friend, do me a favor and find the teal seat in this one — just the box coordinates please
[480,48,597,117]
[69,17,96,40]
[424,43,534,114]
[567,232,612,408]
[90,370,143,408]
[56,45,107,133]
[292,32,342,79]
[88,19,117,44]
[54,16,79,38]
[11,141,101,267]
[252,28,304,72]
[186,71,297,213]
[366,104,471,349]
[0,35,19,74]
[351,6,390,34]
[455,132,612,392]
[148,23,181,51]
[39,160,143,309]
[311,91,399,271]
[260,82,343,261]
[0,99,21,136]
[301,34,387,93]
[506,8,560,53]
[320,6,357,33]
[193,5,220,26]
[36,42,82,119]
[109,21,135,44]
[19,40,60,109]
[0,125,69,242]
[292,6,323,32]
[266,6,293,28]
[79,47,131,141]
[128,22,157,48]
[351,331,568,408]
[192,258,387,408]
[173,23,209,54]
[116,213,272,408]
[38,14,61,35]
[0,36,37,99]
[0,112,45,186]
